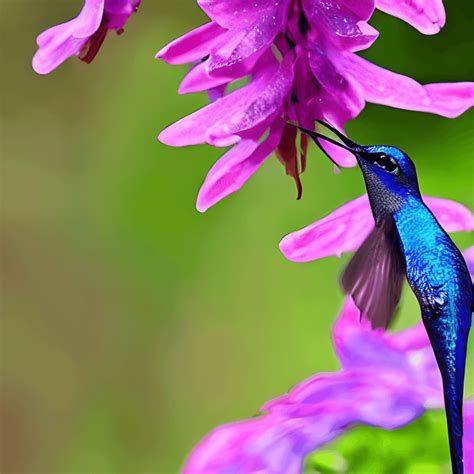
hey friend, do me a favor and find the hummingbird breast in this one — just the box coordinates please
[393,196,472,328]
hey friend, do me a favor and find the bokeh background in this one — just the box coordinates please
[2,1,473,472]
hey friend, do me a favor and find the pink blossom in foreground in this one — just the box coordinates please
[182,295,474,473]
[158,0,474,212]
[280,194,474,262]
[32,0,140,74]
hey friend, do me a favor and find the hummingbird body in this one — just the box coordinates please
[299,122,473,473]
[394,195,471,473]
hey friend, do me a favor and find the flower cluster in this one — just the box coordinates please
[158,0,474,212]
[32,0,140,74]
[183,244,474,473]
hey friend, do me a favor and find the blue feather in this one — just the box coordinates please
[394,195,471,474]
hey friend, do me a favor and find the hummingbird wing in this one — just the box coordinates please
[341,217,406,329]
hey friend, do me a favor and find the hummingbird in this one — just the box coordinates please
[299,120,473,474]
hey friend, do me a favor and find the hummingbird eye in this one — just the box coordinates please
[374,154,400,176]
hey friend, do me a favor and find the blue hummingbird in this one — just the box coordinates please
[299,120,473,473]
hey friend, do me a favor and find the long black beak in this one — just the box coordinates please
[297,120,363,154]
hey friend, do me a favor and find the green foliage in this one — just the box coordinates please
[306,411,451,474]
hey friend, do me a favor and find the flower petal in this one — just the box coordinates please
[332,299,443,406]
[338,0,375,20]
[32,0,105,74]
[339,54,474,118]
[424,196,474,233]
[197,0,290,30]
[421,83,474,118]
[183,416,306,474]
[156,21,226,65]
[279,195,373,262]
[465,399,474,474]
[159,52,292,147]
[265,369,426,429]
[197,120,285,212]
[464,246,474,278]
[207,11,288,71]
[375,0,445,35]
[280,195,473,263]
[103,0,141,30]
[179,49,265,94]
[306,48,364,167]
[303,0,378,52]
[182,294,446,473]
[184,367,427,474]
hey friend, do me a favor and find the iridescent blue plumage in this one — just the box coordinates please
[394,195,471,474]
[299,122,473,473]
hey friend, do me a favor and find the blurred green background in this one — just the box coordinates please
[1,1,473,473]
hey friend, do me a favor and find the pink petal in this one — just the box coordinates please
[332,299,442,405]
[265,369,426,428]
[182,296,446,473]
[159,52,292,147]
[338,0,375,20]
[280,194,473,263]
[38,0,104,42]
[304,0,363,38]
[306,101,361,168]
[279,195,374,262]
[207,12,287,71]
[318,140,358,167]
[179,48,264,94]
[103,0,141,30]
[32,0,104,74]
[424,196,474,232]
[178,61,234,95]
[156,22,226,65]
[339,54,474,118]
[184,367,427,473]
[375,0,445,35]
[464,246,474,277]
[303,0,379,52]
[465,399,474,474]
[349,21,380,52]
[197,0,290,30]
[306,48,365,167]
[421,83,474,118]
[208,84,227,102]
[183,416,305,474]
[197,120,285,212]
[308,45,351,95]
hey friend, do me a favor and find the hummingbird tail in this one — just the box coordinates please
[444,387,464,474]
[426,320,469,474]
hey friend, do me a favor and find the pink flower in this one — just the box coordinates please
[181,207,474,474]
[182,296,474,473]
[32,0,140,74]
[280,194,474,262]
[158,0,474,212]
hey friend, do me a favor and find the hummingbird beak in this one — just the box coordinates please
[297,120,363,155]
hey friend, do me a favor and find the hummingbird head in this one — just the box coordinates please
[298,120,421,221]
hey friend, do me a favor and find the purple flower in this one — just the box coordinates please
[182,295,474,473]
[180,203,473,473]
[32,0,140,74]
[280,194,474,262]
[157,0,474,212]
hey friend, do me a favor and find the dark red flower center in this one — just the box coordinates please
[79,19,109,64]
[276,123,308,200]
